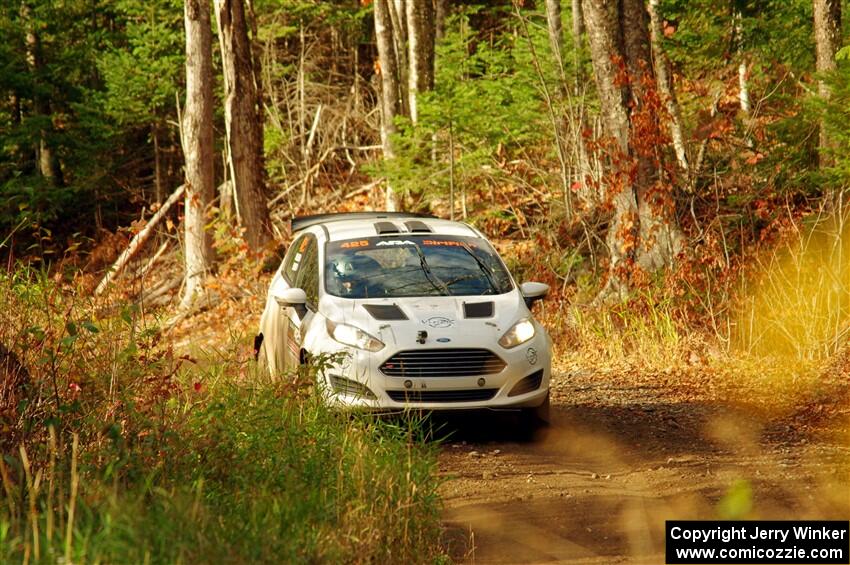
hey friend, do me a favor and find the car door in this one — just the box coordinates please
[266,233,308,372]
[281,233,320,369]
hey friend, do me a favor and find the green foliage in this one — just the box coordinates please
[0,0,185,250]
[818,60,850,183]
[95,0,184,128]
[0,268,443,563]
[660,0,814,73]
[376,5,570,200]
[657,0,816,137]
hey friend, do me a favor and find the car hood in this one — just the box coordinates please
[319,292,529,350]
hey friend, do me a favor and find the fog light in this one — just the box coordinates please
[328,375,377,400]
[404,379,413,389]
[477,378,486,387]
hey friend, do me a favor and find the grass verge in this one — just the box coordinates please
[0,268,444,563]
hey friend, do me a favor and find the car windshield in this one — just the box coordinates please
[324,235,514,298]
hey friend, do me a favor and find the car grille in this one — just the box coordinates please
[508,369,544,397]
[379,348,506,378]
[387,389,498,403]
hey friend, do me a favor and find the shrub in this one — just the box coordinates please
[0,268,443,563]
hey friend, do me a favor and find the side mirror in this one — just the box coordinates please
[520,282,549,308]
[274,287,308,318]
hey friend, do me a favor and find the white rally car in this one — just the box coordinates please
[254,212,552,421]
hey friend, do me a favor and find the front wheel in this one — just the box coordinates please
[256,340,271,377]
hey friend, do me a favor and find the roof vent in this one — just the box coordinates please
[374,221,400,234]
[404,220,432,233]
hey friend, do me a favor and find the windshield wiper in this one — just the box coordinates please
[412,244,452,296]
[459,242,499,294]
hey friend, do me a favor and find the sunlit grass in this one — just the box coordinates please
[735,205,850,362]
[552,294,686,371]
[0,268,444,564]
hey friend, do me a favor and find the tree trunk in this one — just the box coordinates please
[182,0,216,307]
[389,0,409,117]
[406,0,435,125]
[569,0,594,204]
[583,0,636,300]
[374,0,402,211]
[571,0,584,41]
[733,9,753,152]
[545,0,565,72]
[214,0,272,248]
[619,0,652,97]
[94,185,186,296]
[583,0,681,299]
[648,0,689,176]
[435,0,449,42]
[572,0,586,95]
[392,0,408,50]
[813,0,841,166]
[622,0,681,273]
[21,2,63,186]
[153,127,163,202]
[583,1,628,152]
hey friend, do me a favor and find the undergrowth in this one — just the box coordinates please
[0,268,443,563]
[514,203,850,412]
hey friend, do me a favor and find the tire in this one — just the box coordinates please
[521,392,551,430]
[256,341,271,377]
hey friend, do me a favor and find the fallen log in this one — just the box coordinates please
[137,240,171,279]
[94,184,185,296]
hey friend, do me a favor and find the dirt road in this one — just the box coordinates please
[437,369,850,563]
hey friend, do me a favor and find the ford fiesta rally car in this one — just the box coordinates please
[254,212,552,421]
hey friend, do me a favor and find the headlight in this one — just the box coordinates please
[326,319,385,352]
[499,318,536,348]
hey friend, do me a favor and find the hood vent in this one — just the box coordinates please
[463,301,494,318]
[404,220,432,233]
[363,304,408,320]
[374,221,400,234]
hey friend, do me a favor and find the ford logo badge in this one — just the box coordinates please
[436,337,451,343]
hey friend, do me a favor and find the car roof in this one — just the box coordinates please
[292,212,482,241]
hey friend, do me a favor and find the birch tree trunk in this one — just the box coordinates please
[813,0,841,166]
[374,0,402,211]
[21,2,63,186]
[545,0,565,73]
[569,0,594,204]
[214,0,272,248]
[571,0,584,42]
[571,0,586,93]
[733,10,753,148]
[733,11,754,150]
[406,0,435,125]
[648,0,689,177]
[182,0,215,307]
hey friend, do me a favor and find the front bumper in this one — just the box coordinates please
[314,335,552,411]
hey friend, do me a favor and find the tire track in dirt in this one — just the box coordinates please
[436,371,850,563]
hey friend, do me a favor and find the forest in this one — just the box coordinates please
[1,0,849,562]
